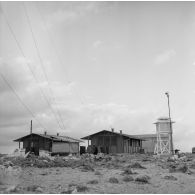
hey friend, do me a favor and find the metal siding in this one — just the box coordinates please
[52,142,70,153]
[52,142,79,153]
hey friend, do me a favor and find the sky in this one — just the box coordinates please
[1,1,195,153]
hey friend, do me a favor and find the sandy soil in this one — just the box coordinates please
[1,154,195,194]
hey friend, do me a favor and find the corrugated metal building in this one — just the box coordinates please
[14,132,82,155]
[81,129,143,154]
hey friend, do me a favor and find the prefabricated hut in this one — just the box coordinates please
[14,132,82,155]
[81,129,143,154]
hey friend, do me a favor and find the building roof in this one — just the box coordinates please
[81,130,144,141]
[133,134,169,138]
[14,133,83,143]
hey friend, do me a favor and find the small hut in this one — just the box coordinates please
[14,132,82,156]
[81,129,143,154]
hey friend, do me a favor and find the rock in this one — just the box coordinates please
[61,186,77,194]
[71,188,78,194]
[36,187,44,193]
[109,177,119,183]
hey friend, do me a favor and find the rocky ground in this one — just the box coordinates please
[1,153,195,194]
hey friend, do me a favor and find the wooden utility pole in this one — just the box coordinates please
[30,120,32,134]
[30,120,32,152]
[165,92,174,155]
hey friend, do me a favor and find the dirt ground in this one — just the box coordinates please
[1,153,195,194]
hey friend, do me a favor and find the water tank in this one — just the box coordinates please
[154,117,174,134]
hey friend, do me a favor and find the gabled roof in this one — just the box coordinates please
[14,133,83,143]
[81,130,144,141]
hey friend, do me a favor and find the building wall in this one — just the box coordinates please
[116,135,124,153]
[141,136,169,153]
[123,138,141,153]
[90,131,141,154]
[91,131,118,153]
[52,142,79,154]
[142,137,156,153]
[23,135,51,153]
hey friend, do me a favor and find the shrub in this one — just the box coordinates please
[76,185,89,192]
[122,176,134,182]
[122,168,133,175]
[87,179,98,184]
[129,162,146,169]
[135,175,150,183]
[94,171,101,175]
[164,175,177,180]
[109,177,119,183]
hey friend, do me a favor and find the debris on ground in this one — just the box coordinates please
[1,152,195,193]
[87,179,99,184]
[128,162,146,169]
[163,175,177,180]
[94,171,102,175]
[39,171,48,176]
[108,177,119,183]
[121,167,134,175]
[35,187,44,193]
[80,164,95,172]
[26,185,42,192]
[39,150,51,158]
[169,163,192,174]
[122,175,134,182]
[60,187,75,194]
[135,175,150,183]
[76,184,89,192]
[4,185,18,193]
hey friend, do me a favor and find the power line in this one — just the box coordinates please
[0,72,46,130]
[35,3,86,106]
[0,5,63,130]
[22,2,66,130]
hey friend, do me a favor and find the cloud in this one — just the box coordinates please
[154,49,176,65]
[93,40,103,48]
[0,57,34,94]
[45,2,116,27]
[15,56,32,65]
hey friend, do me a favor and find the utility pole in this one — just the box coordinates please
[30,120,32,153]
[165,92,174,155]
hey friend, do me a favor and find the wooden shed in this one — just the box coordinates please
[81,129,143,154]
[14,133,82,156]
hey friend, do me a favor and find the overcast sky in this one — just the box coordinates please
[1,1,195,153]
